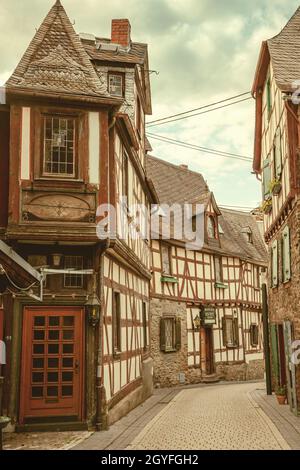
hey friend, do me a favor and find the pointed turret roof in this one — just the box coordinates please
[6,1,107,97]
[267,6,300,92]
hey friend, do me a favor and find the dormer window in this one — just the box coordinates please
[241,227,253,244]
[108,73,124,97]
[43,116,76,178]
[207,215,216,239]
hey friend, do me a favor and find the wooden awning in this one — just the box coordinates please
[0,241,42,293]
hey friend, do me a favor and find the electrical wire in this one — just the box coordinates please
[147,134,252,163]
[146,93,252,128]
[147,132,252,160]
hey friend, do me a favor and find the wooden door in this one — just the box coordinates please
[20,307,84,424]
[283,321,298,415]
[205,327,215,375]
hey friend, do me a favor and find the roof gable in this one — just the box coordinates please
[6,0,107,97]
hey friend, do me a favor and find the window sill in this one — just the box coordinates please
[215,282,228,289]
[161,275,178,284]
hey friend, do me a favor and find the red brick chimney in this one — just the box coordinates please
[111,19,131,48]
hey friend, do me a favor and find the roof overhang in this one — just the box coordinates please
[251,41,270,97]
[252,42,270,174]
[116,113,139,150]
[5,86,123,109]
[0,240,42,293]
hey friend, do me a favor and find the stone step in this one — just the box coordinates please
[201,374,221,384]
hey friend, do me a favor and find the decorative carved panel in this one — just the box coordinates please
[22,190,96,223]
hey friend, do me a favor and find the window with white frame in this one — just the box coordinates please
[222,316,239,348]
[43,116,76,177]
[108,73,124,97]
[64,256,83,288]
[214,256,223,283]
[161,244,172,275]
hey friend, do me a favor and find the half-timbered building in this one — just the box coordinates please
[147,155,267,387]
[252,6,300,415]
[0,0,154,431]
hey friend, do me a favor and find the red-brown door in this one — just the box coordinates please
[20,307,84,424]
[205,328,215,375]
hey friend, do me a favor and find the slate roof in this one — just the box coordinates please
[267,6,300,92]
[5,0,148,99]
[6,1,107,97]
[146,155,267,264]
[83,39,147,65]
[219,209,267,264]
[146,155,209,206]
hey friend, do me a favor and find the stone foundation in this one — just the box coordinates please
[216,359,265,382]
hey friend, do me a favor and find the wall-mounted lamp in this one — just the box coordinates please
[85,292,101,327]
[52,253,62,268]
[193,314,201,331]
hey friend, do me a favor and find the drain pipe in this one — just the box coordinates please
[95,240,110,431]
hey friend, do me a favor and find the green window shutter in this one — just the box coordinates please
[282,226,291,282]
[263,157,271,199]
[271,240,278,287]
[222,317,227,347]
[160,318,166,352]
[175,317,182,351]
[274,129,282,178]
[270,324,280,384]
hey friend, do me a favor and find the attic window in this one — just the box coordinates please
[207,215,217,239]
[108,73,124,97]
[241,227,253,244]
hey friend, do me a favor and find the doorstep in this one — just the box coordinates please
[15,421,88,433]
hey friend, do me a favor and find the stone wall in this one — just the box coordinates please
[267,201,300,404]
[150,298,189,387]
[216,360,265,382]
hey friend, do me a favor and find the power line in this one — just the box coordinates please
[147,132,252,160]
[146,92,252,127]
[147,134,252,163]
[147,97,252,128]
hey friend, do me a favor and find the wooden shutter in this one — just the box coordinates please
[282,226,291,283]
[160,318,166,352]
[271,240,278,287]
[263,157,271,198]
[274,129,282,178]
[222,317,227,347]
[270,324,280,384]
[233,318,239,347]
[175,317,181,351]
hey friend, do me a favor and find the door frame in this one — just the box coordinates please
[19,306,85,424]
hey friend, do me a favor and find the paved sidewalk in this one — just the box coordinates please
[73,388,179,450]
[127,382,290,450]
[251,389,300,450]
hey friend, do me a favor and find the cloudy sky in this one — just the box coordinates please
[0,0,298,209]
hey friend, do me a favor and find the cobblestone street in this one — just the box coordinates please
[4,382,300,450]
[127,382,290,450]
